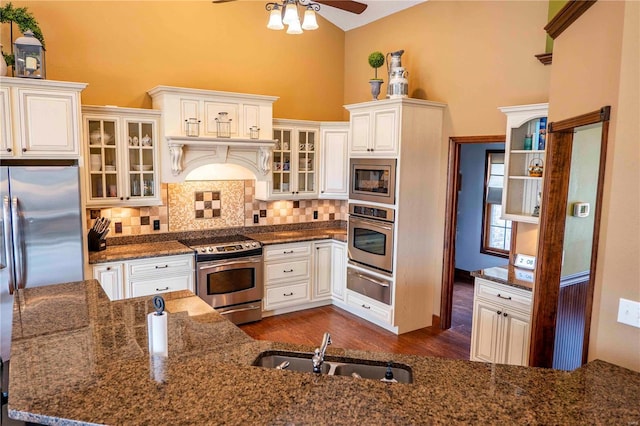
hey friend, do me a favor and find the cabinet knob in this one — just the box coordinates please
[120,197,124,201]
[106,267,111,271]
[503,312,508,317]
[497,310,502,315]
[6,148,11,152]
[22,148,27,152]
[126,197,130,200]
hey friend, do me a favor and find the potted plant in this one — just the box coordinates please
[368,51,385,100]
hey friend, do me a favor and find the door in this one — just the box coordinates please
[470,299,501,363]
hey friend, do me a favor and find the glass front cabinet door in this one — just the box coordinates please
[270,120,318,199]
[83,106,161,207]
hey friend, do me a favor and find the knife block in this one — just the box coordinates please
[88,229,107,252]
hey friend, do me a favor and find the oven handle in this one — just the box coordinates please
[350,216,393,231]
[198,257,262,270]
[219,304,261,315]
[352,271,390,288]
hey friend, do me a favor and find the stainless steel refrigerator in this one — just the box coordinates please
[0,162,84,388]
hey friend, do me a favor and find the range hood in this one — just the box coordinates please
[148,85,279,183]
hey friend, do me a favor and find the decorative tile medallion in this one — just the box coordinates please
[194,191,221,219]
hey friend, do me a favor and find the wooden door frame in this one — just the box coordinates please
[529,106,610,367]
[440,135,506,329]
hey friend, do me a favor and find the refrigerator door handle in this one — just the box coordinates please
[2,196,15,294]
[11,197,24,290]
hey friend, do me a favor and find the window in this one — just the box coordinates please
[481,151,512,257]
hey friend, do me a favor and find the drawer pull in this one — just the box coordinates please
[155,265,169,269]
[156,287,169,291]
[496,294,512,300]
[283,269,294,273]
[283,250,294,254]
[361,304,371,310]
[283,292,294,297]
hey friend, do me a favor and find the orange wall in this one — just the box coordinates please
[4,1,346,120]
[344,0,550,314]
[548,1,639,372]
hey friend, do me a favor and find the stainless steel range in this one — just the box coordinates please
[181,235,263,325]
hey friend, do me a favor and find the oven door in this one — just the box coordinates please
[348,216,394,273]
[197,255,263,311]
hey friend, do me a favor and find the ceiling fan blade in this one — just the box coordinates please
[315,0,368,15]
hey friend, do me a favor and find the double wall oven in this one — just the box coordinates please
[181,236,263,325]
[347,203,395,305]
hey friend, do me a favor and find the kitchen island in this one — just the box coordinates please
[8,280,640,425]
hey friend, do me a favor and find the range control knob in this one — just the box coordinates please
[207,247,214,252]
[199,248,207,253]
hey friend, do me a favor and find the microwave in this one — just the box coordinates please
[349,158,397,205]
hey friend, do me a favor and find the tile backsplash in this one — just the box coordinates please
[87,180,346,236]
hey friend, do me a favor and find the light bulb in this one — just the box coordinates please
[301,7,318,30]
[267,5,284,30]
[282,1,299,25]
[286,18,303,34]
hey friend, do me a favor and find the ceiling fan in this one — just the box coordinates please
[212,0,368,15]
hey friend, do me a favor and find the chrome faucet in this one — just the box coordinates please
[312,332,332,373]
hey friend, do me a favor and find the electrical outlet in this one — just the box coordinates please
[259,210,267,218]
[153,220,160,231]
[313,210,318,220]
[253,214,259,224]
[617,298,640,328]
[115,222,122,233]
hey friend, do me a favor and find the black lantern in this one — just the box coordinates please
[14,30,45,79]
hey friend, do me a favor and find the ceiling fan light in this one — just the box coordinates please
[282,1,299,25]
[286,18,303,34]
[301,8,318,30]
[267,6,284,30]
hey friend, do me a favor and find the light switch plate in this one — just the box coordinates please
[617,298,640,328]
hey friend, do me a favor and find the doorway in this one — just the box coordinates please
[440,135,511,331]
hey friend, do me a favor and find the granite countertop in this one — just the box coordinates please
[471,264,535,291]
[89,227,347,264]
[88,241,194,264]
[8,281,640,425]
[244,228,347,245]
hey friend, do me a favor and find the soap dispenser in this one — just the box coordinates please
[381,361,398,383]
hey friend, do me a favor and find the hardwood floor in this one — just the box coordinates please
[241,281,473,360]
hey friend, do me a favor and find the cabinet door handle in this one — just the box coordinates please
[361,304,371,309]
[497,294,512,300]
[155,265,169,269]
[156,287,169,291]
[6,148,11,152]
[283,292,294,297]
[283,269,294,273]
[22,148,27,152]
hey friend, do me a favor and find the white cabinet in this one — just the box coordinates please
[346,103,400,157]
[260,119,319,200]
[470,278,532,366]
[498,103,548,224]
[263,242,313,311]
[313,242,333,300]
[92,254,194,301]
[148,85,278,184]
[93,262,124,301]
[263,240,346,315]
[319,122,349,199]
[82,106,161,207]
[331,241,346,301]
[0,77,86,159]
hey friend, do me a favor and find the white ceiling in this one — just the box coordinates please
[317,0,427,31]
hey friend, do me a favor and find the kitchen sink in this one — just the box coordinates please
[253,352,331,374]
[252,351,413,383]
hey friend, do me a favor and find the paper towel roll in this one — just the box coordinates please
[147,311,168,357]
